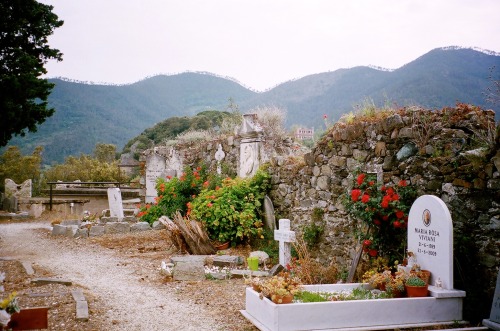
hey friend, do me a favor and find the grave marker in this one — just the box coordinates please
[107,188,124,219]
[408,195,453,289]
[483,270,500,330]
[145,153,166,203]
[274,219,295,267]
[214,144,225,175]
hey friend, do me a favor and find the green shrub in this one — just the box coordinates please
[138,164,218,224]
[190,169,270,244]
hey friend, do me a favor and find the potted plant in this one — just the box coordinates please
[405,275,428,297]
[385,270,407,297]
[245,276,263,292]
[260,272,302,304]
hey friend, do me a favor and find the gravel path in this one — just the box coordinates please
[0,220,225,330]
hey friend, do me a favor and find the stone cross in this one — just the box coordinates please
[214,144,225,175]
[274,219,296,267]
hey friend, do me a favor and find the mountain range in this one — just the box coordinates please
[4,47,500,165]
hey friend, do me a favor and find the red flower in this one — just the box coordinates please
[381,215,389,221]
[381,198,389,209]
[381,185,386,192]
[351,189,361,202]
[373,219,381,226]
[323,114,328,119]
[210,195,216,199]
[167,175,172,180]
[368,249,378,257]
[368,181,374,186]
[357,174,366,186]
[207,202,213,207]
[196,166,202,171]
[363,239,372,247]
[399,180,407,187]
[395,210,405,219]
[203,181,209,188]
[361,194,370,203]
[392,194,400,201]
[393,221,402,228]
[386,187,395,196]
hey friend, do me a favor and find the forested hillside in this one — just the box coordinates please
[4,47,499,164]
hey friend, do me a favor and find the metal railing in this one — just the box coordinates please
[46,181,122,211]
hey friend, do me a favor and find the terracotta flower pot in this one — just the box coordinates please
[252,284,262,292]
[405,284,428,297]
[271,294,294,304]
[215,241,230,250]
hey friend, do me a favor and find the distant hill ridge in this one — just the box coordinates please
[5,46,499,164]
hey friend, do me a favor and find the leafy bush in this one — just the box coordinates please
[189,169,270,244]
[343,172,417,265]
[138,164,221,224]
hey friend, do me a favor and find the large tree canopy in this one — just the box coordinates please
[0,0,63,147]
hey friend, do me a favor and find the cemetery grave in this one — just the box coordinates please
[242,196,469,331]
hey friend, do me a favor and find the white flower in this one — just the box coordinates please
[0,310,11,327]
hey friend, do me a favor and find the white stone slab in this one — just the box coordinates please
[243,283,465,331]
[145,153,166,203]
[107,188,124,218]
[408,195,453,289]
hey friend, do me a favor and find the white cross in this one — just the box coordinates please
[274,219,296,267]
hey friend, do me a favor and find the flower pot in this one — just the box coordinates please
[405,284,428,297]
[271,294,294,304]
[215,241,230,250]
[247,257,259,271]
[419,270,431,284]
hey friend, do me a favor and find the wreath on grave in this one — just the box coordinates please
[343,172,417,266]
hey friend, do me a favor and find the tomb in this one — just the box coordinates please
[242,195,466,331]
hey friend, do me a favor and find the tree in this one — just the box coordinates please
[0,145,43,193]
[94,143,116,164]
[0,0,64,147]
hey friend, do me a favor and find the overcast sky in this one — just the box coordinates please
[39,0,500,91]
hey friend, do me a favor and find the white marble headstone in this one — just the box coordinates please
[107,188,124,218]
[408,195,453,289]
[145,153,166,203]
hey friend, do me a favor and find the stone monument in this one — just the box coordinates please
[145,153,166,203]
[274,219,296,267]
[107,188,124,219]
[407,195,453,289]
[239,114,263,178]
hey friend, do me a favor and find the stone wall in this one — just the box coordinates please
[266,105,499,321]
[144,105,499,320]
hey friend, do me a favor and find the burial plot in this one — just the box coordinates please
[242,194,466,331]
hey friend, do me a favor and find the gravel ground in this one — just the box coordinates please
[0,218,257,331]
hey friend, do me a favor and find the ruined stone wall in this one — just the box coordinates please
[267,105,499,321]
